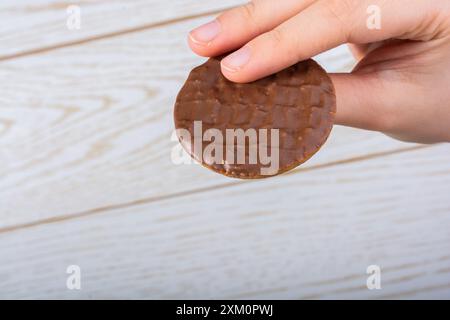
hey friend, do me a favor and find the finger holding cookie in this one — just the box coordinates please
[188,0,450,143]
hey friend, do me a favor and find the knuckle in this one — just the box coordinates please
[230,1,263,34]
[217,0,267,37]
[329,0,359,15]
[325,0,355,40]
[266,28,284,46]
[239,1,257,22]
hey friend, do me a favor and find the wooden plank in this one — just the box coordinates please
[0,16,418,229]
[0,0,245,59]
[0,144,449,299]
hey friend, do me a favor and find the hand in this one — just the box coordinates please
[188,0,450,143]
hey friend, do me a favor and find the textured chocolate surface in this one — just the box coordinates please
[174,57,336,179]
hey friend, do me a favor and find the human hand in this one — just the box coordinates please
[188,0,450,143]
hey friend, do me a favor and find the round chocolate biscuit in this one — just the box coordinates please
[174,57,336,179]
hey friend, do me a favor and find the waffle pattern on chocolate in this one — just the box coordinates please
[174,57,336,179]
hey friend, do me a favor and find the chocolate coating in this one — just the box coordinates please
[174,57,336,179]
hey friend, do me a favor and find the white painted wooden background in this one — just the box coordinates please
[0,0,449,299]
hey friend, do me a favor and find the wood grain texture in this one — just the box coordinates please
[0,16,419,230]
[2,1,448,300]
[0,0,245,59]
[1,144,449,299]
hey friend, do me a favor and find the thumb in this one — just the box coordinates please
[330,73,399,134]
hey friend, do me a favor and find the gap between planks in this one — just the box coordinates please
[0,6,237,62]
[0,144,430,235]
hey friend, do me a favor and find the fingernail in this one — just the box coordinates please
[189,20,221,45]
[222,46,251,72]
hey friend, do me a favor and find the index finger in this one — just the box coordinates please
[188,0,316,57]
[220,0,440,82]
